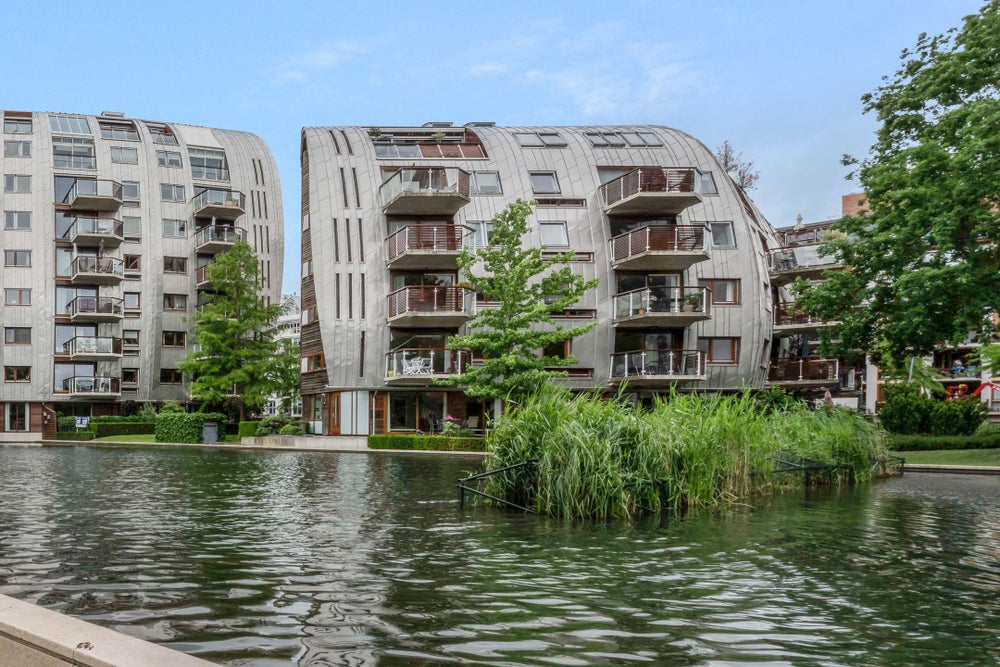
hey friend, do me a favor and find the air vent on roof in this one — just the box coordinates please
[101,111,126,118]
[466,122,496,127]
[422,122,453,128]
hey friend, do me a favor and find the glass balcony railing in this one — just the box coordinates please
[768,245,840,273]
[385,348,472,379]
[61,178,123,210]
[610,349,705,379]
[613,286,710,320]
[70,256,124,281]
[194,225,245,248]
[64,336,123,357]
[64,376,121,395]
[62,217,124,245]
[192,189,245,220]
[66,296,124,319]
[379,167,471,214]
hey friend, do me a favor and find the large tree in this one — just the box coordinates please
[796,2,1000,365]
[439,199,598,402]
[179,241,294,420]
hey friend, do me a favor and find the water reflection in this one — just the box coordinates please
[0,446,997,665]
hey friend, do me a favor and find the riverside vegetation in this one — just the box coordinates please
[482,384,892,519]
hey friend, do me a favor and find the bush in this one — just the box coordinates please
[278,423,306,436]
[889,432,1000,451]
[368,435,486,452]
[927,397,988,436]
[255,416,290,436]
[238,421,259,438]
[155,412,226,444]
[55,431,94,441]
[878,385,931,434]
[159,401,184,414]
[93,422,155,438]
[57,416,77,432]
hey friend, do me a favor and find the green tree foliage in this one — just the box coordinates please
[796,3,1000,365]
[439,200,598,401]
[179,241,294,420]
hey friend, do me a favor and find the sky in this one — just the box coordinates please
[0,0,985,293]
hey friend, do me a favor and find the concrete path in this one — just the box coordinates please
[903,463,1000,475]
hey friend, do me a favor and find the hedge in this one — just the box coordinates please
[238,421,259,438]
[367,434,485,452]
[889,432,1000,451]
[93,422,155,438]
[155,413,226,444]
[55,431,95,441]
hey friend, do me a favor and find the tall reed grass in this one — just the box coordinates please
[483,384,890,519]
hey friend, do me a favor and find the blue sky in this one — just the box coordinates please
[1,0,984,292]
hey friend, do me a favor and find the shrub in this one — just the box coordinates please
[255,416,290,436]
[927,397,988,436]
[159,401,184,414]
[93,422,155,438]
[55,431,94,441]
[155,412,226,444]
[238,421,259,438]
[878,385,931,434]
[889,432,1000,451]
[278,423,306,436]
[367,435,486,452]
[138,403,158,420]
[57,416,77,432]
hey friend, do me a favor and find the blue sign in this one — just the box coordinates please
[75,416,90,428]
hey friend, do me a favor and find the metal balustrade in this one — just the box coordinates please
[767,358,840,384]
[609,349,706,379]
[599,168,702,215]
[385,347,472,381]
[385,224,469,268]
[379,167,471,214]
[613,286,711,326]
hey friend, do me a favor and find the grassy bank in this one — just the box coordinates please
[900,449,1000,466]
[483,384,891,519]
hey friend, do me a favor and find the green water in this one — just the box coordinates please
[0,445,997,665]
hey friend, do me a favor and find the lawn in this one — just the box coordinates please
[898,448,1000,467]
[92,434,158,443]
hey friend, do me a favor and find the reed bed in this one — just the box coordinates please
[483,384,890,519]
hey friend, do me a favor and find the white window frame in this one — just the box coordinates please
[709,222,736,249]
[111,146,138,164]
[161,218,187,238]
[539,221,570,247]
[4,140,30,157]
[5,403,30,431]
[529,171,560,194]
[4,211,31,230]
[160,183,185,202]
[470,171,502,195]
[49,115,91,134]
[157,150,183,168]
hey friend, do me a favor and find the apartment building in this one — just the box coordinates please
[300,122,780,435]
[0,110,283,441]
[264,292,303,418]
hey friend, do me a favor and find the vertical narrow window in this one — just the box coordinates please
[339,168,349,208]
[360,274,366,320]
[352,167,360,208]
[333,218,340,262]
[358,332,365,378]
[265,225,270,253]
[339,129,353,155]
[345,219,352,262]
[335,274,341,318]
[356,218,364,258]
[348,274,354,319]
[328,130,341,155]
[263,192,268,219]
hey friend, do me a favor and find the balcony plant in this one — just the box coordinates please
[682,291,704,312]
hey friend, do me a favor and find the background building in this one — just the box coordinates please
[0,110,283,441]
[265,292,302,417]
[300,123,779,435]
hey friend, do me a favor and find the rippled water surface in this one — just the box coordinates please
[0,445,998,665]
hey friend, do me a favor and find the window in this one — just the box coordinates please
[4,174,30,193]
[699,279,740,305]
[302,259,312,277]
[123,292,141,310]
[585,132,626,147]
[123,330,140,347]
[373,143,422,158]
[699,171,718,195]
[4,250,30,267]
[304,353,326,371]
[157,150,182,168]
[5,403,29,432]
[49,115,91,134]
[4,211,31,230]
[4,118,31,134]
[4,289,30,306]
[709,222,736,249]
[4,140,30,157]
[99,121,139,141]
[122,216,141,240]
[146,123,177,145]
[160,184,185,202]
[52,136,96,168]
[4,327,31,344]
[124,255,141,272]
[162,331,186,347]
[162,218,187,237]
[189,147,228,180]
[468,220,495,247]
[163,256,187,273]
[470,171,501,195]
[529,171,560,194]
[159,368,183,384]
[541,340,571,361]
[122,180,140,200]
[111,146,138,164]
[539,221,569,247]
[698,337,740,364]
[621,131,663,147]
[514,131,567,147]
[122,368,139,384]
[163,294,187,311]
[4,366,30,382]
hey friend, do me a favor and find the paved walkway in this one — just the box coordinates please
[903,463,1000,475]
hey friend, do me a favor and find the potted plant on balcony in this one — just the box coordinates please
[368,127,382,138]
[682,292,703,312]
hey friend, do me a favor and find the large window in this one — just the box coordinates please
[123,330,140,347]
[163,257,187,273]
[468,220,495,247]
[4,140,30,157]
[698,279,740,305]
[4,327,31,344]
[122,180,140,201]
[189,147,228,180]
[122,368,139,385]
[4,211,31,230]
[4,118,31,134]
[123,216,141,240]
[4,250,30,267]
[163,294,187,311]
[159,368,183,384]
[124,292,141,310]
[4,366,30,383]
[52,136,96,169]
[529,171,560,194]
[470,171,501,195]
[99,121,139,141]
[162,218,187,237]
[160,184,185,202]
[162,331,186,347]
[157,150,182,168]
[111,146,138,164]
[145,123,178,145]
[514,131,567,147]
[539,221,569,247]
[697,337,740,364]
[4,175,30,193]
[49,115,91,134]
[5,403,29,432]
[709,222,736,249]
[4,288,30,306]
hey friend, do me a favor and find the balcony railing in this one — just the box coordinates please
[66,296,124,321]
[385,347,472,381]
[195,265,212,287]
[767,358,840,384]
[192,189,245,221]
[61,178,123,211]
[768,245,841,278]
[613,286,710,325]
[599,168,703,215]
[387,286,474,325]
[774,307,835,328]
[64,336,123,359]
[70,256,124,284]
[194,225,246,253]
[385,224,469,268]
[61,217,125,247]
[610,224,708,269]
[778,223,837,248]
[610,349,706,380]
[64,376,121,396]
[379,167,471,215]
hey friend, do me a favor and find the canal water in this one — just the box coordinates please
[0,446,997,666]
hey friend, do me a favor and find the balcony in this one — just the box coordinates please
[386,224,470,269]
[768,245,842,285]
[610,224,709,270]
[613,286,710,328]
[64,376,121,398]
[380,167,471,215]
[609,349,706,386]
[65,336,123,361]
[62,179,123,212]
[195,225,246,254]
[767,358,840,387]
[62,217,124,248]
[192,189,245,221]
[66,296,124,323]
[600,168,702,216]
[773,306,838,334]
[70,256,124,285]
[385,348,472,385]
[387,286,475,328]
[195,265,213,289]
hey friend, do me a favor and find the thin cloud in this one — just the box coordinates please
[269,41,365,85]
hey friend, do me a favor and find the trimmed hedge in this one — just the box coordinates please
[889,432,1000,451]
[155,413,226,444]
[93,422,156,438]
[368,434,485,452]
[55,431,95,441]
[238,421,259,438]
[879,385,987,435]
